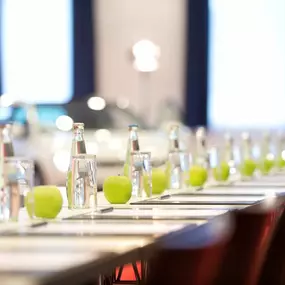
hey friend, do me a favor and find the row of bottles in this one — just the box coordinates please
[164,125,284,184]
[65,121,285,201]
[121,124,285,191]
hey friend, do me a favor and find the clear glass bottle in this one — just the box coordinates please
[168,125,180,152]
[124,124,140,196]
[224,132,236,173]
[277,132,284,155]
[240,132,257,179]
[276,131,285,169]
[167,125,182,189]
[259,131,275,174]
[241,132,252,160]
[66,123,87,208]
[260,131,273,159]
[124,124,140,177]
[1,124,14,157]
[195,127,209,169]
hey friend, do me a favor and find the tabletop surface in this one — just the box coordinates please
[130,194,262,205]
[234,175,285,187]
[1,178,285,285]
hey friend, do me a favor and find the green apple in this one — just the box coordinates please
[213,162,230,181]
[103,175,132,204]
[240,159,256,177]
[25,185,63,219]
[276,156,285,169]
[144,168,167,196]
[189,165,208,187]
[258,158,275,175]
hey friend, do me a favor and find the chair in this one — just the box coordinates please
[213,196,280,285]
[258,195,285,285]
[146,213,233,285]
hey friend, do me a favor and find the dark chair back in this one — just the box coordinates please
[258,195,285,285]
[214,197,279,285]
[146,214,233,285]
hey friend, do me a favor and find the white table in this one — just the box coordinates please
[1,177,285,285]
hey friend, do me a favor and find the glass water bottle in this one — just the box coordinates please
[124,124,140,196]
[261,132,274,158]
[168,125,180,152]
[1,124,14,157]
[167,125,182,189]
[241,132,252,160]
[240,132,256,178]
[124,124,140,176]
[195,127,209,169]
[224,132,237,175]
[66,123,87,209]
[276,132,285,170]
[259,131,275,174]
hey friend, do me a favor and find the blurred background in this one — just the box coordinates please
[0,0,284,186]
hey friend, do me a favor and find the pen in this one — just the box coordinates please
[31,221,48,228]
[160,194,171,200]
[99,207,114,213]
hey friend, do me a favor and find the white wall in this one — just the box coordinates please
[94,0,186,125]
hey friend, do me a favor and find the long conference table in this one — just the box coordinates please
[1,175,285,285]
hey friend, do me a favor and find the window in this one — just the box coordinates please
[208,0,285,129]
[0,0,73,104]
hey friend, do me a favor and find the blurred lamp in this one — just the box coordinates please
[53,150,70,172]
[132,40,160,72]
[87,96,106,111]
[94,129,111,142]
[55,115,73,131]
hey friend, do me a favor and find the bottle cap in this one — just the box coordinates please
[73,123,84,130]
[170,124,179,129]
[128,124,139,129]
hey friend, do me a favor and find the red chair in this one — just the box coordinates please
[146,213,233,285]
[213,197,278,285]
[258,196,285,285]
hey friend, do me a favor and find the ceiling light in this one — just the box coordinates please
[132,40,160,72]
[55,115,73,131]
[87,97,106,111]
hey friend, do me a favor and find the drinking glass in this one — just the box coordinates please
[130,152,152,198]
[168,151,192,189]
[69,154,97,210]
[238,144,257,180]
[0,158,34,221]
[209,147,224,182]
